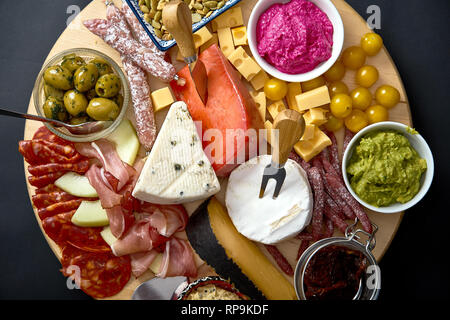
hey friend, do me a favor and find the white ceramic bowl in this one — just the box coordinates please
[342,122,434,214]
[247,0,344,82]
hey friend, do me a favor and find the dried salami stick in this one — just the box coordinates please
[83,18,175,82]
[324,201,348,233]
[122,58,157,150]
[343,128,355,154]
[324,216,334,238]
[325,173,372,233]
[121,2,165,59]
[308,167,325,240]
[264,245,294,276]
[325,131,342,176]
[297,240,310,260]
[289,151,311,171]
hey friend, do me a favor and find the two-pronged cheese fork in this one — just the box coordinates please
[259,109,305,199]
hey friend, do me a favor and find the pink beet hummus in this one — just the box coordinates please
[256,0,334,74]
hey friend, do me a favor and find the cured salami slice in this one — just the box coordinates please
[28,160,89,176]
[42,211,111,252]
[61,245,131,299]
[32,191,77,209]
[37,199,83,220]
[19,140,82,165]
[28,172,65,188]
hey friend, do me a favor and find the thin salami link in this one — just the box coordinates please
[308,167,325,240]
[343,128,355,154]
[325,131,341,176]
[289,151,311,171]
[323,202,348,233]
[32,191,78,209]
[61,245,131,299]
[264,245,294,276]
[38,199,83,220]
[122,58,157,150]
[28,160,90,176]
[28,172,65,188]
[324,217,334,238]
[325,173,373,233]
[122,2,165,59]
[297,240,310,260]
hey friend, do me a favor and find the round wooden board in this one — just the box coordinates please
[24,0,411,300]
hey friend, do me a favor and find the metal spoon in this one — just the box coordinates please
[0,107,113,135]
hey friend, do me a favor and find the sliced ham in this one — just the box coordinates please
[111,216,169,257]
[75,139,129,191]
[139,203,188,237]
[157,238,197,278]
[130,250,159,278]
[85,165,122,209]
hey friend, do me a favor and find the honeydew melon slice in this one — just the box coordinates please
[71,200,109,227]
[106,119,140,166]
[54,172,98,198]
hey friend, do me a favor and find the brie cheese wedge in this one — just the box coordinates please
[132,101,220,204]
[225,155,313,244]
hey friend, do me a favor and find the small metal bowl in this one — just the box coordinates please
[177,276,249,300]
[33,48,130,142]
[294,221,381,300]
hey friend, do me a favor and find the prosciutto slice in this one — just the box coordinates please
[138,203,189,237]
[111,216,169,257]
[157,238,198,278]
[130,250,159,278]
[85,165,122,209]
[75,139,129,191]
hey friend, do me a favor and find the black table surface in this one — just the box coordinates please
[0,0,448,300]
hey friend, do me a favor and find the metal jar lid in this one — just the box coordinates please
[294,220,381,300]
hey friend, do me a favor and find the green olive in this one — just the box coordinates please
[69,115,91,125]
[90,58,113,76]
[43,97,68,121]
[43,65,73,90]
[111,93,124,108]
[85,88,97,100]
[95,74,121,98]
[63,90,88,116]
[86,98,120,121]
[61,55,86,73]
[43,83,65,100]
[73,63,99,92]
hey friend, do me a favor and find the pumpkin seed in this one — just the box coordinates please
[154,10,162,22]
[203,1,218,9]
[140,5,149,13]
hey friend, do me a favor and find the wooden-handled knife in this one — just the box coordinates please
[162,0,208,104]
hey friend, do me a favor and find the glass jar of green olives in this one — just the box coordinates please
[33,48,130,142]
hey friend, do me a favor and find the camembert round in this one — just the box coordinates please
[225,155,313,244]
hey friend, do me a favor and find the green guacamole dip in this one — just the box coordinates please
[347,130,427,207]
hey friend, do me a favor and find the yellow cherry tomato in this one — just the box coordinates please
[323,61,346,82]
[344,109,369,133]
[301,76,326,92]
[365,104,389,124]
[341,46,366,70]
[325,114,344,132]
[361,32,383,56]
[330,93,353,119]
[356,65,379,88]
[350,87,372,111]
[375,85,400,108]
[328,81,349,97]
[264,78,288,101]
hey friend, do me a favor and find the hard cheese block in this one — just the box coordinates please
[227,46,261,81]
[186,198,297,300]
[211,6,244,31]
[132,101,220,204]
[294,126,332,161]
[295,85,330,111]
[170,44,264,177]
[226,155,313,244]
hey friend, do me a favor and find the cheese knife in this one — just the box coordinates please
[259,109,305,199]
[162,0,208,104]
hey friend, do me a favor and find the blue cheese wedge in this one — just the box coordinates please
[132,101,220,204]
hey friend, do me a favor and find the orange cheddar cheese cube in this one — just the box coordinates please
[294,126,332,161]
[211,7,244,32]
[193,27,213,49]
[151,87,175,112]
[287,82,302,111]
[250,90,267,121]
[267,100,286,120]
[250,70,269,91]
[217,27,235,57]
[295,85,330,111]
[227,46,261,81]
[231,26,248,46]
